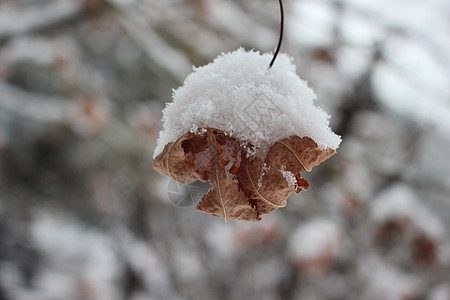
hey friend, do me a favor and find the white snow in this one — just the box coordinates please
[289,219,342,261]
[280,167,298,190]
[154,49,341,158]
[258,163,270,189]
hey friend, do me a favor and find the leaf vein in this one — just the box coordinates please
[247,164,285,208]
[277,141,311,171]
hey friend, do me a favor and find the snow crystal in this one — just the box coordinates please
[153,49,341,158]
[258,163,270,189]
[280,167,298,190]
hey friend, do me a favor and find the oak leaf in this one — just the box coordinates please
[153,128,335,222]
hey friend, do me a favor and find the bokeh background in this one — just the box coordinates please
[1,0,450,299]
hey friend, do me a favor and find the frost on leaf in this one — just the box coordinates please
[153,128,335,222]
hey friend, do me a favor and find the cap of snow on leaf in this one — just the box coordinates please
[153,49,340,222]
[154,48,341,158]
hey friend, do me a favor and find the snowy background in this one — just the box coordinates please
[1,0,450,299]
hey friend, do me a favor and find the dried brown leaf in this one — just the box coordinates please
[153,128,336,222]
[153,131,200,184]
[196,131,259,222]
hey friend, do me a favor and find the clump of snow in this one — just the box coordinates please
[153,49,341,158]
[280,167,298,190]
